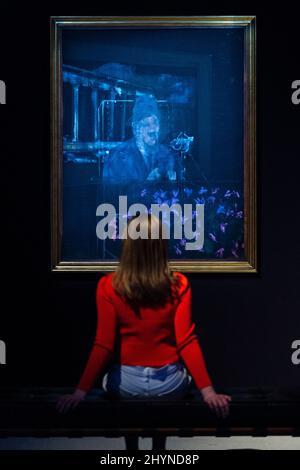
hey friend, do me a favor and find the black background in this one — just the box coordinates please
[0,4,299,393]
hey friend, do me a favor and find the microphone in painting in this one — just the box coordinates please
[170,132,194,154]
[170,132,194,181]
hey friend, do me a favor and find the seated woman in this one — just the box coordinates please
[56,214,231,450]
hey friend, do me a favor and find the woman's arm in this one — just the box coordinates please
[174,283,231,417]
[76,277,117,392]
[56,276,117,413]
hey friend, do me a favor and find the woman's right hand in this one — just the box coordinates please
[56,389,87,414]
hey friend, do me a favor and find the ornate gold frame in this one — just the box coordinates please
[50,16,256,273]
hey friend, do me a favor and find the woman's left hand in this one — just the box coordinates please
[201,386,231,418]
[56,389,87,414]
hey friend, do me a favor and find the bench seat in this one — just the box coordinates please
[0,387,299,438]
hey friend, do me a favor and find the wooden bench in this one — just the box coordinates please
[0,387,299,439]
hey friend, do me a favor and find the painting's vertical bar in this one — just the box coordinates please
[243,17,257,272]
[50,18,63,270]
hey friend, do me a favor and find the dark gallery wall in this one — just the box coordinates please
[0,5,299,392]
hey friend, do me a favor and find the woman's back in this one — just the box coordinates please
[101,271,191,367]
[77,267,212,393]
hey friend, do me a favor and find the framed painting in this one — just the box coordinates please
[51,16,256,272]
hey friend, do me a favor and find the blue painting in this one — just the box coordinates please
[61,27,245,262]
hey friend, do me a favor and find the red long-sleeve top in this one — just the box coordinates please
[77,272,212,392]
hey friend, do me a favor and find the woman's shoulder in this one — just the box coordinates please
[97,273,116,297]
[172,271,190,296]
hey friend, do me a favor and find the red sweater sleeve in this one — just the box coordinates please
[174,282,212,390]
[77,276,117,392]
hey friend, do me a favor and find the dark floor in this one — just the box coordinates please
[0,436,299,450]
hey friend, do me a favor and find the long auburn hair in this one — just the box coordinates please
[112,214,181,312]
